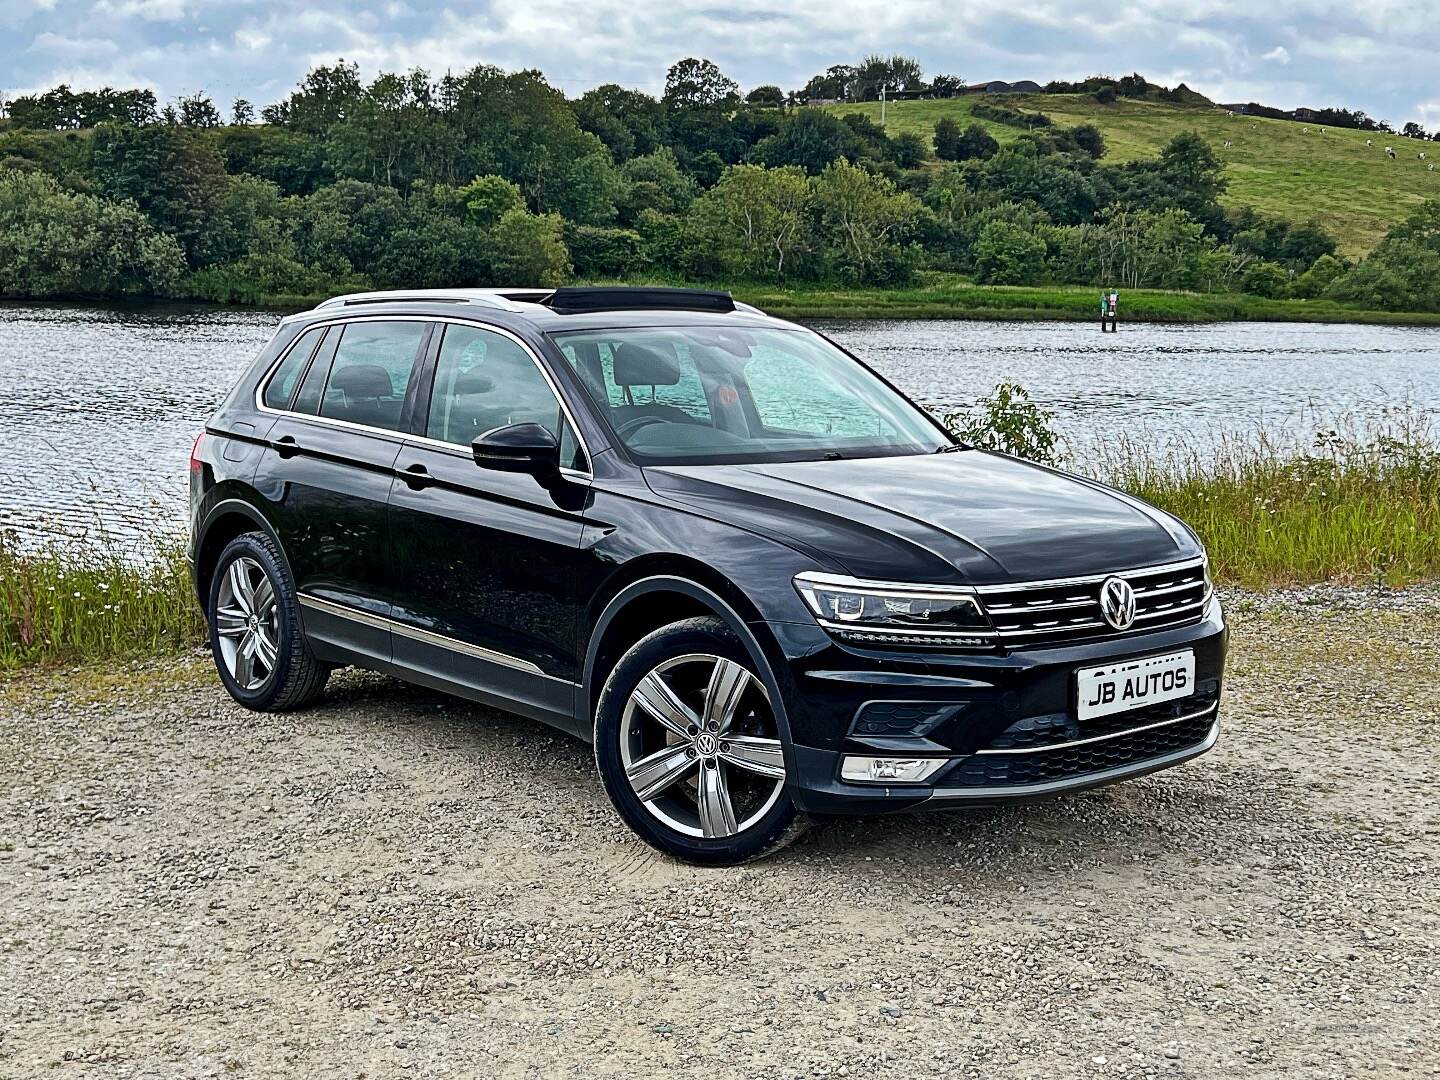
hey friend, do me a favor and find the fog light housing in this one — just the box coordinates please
[840,756,948,784]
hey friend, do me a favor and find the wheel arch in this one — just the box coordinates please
[193,499,286,608]
[581,561,793,747]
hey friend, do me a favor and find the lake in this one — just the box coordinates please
[3,303,1438,546]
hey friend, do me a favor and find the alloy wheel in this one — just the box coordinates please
[619,653,787,839]
[213,556,281,691]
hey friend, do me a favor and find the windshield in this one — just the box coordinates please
[549,325,948,465]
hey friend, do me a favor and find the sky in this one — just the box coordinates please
[2,1,1439,128]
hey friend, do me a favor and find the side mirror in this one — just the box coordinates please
[472,423,560,477]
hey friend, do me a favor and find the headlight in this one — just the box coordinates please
[793,572,996,648]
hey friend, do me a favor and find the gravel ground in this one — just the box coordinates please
[2,599,1437,1079]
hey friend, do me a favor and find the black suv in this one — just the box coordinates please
[189,287,1226,864]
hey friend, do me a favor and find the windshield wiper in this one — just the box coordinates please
[820,451,844,461]
[935,442,969,453]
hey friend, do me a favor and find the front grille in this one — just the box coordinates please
[943,708,1216,788]
[976,558,1208,649]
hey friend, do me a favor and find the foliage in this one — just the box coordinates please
[810,160,924,284]
[488,208,571,286]
[663,58,740,111]
[0,171,184,298]
[1094,412,1440,587]
[1240,260,1291,299]
[685,165,814,279]
[0,530,202,666]
[972,221,1048,284]
[942,382,1060,464]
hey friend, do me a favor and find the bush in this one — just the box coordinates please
[1290,253,1346,299]
[972,220,1048,285]
[1241,260,1291,298]
[942,382,1060,464]
[565,224,646,276]
[0,171,185,298]
[488,208,572,286]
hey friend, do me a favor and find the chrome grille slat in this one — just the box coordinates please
[977,558,1209,648]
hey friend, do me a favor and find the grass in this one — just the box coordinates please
[1089,418,1440,589]
[2,417,1436,667]
[826,94,1440,258]
[0,529,202,668]
[727,274,1440,325]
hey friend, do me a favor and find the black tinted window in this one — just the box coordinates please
[263,326,325,410]
[315,321,427,432]
[425,324,563,445]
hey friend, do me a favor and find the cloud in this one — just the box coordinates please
[1,0,1438,125]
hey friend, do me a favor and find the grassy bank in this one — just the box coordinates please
[728,278,1440,325]
[4,422,1437,667]
[0,532,201,668]
[227,275,1440,325]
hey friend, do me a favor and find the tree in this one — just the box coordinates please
[617,148,698,221]
[572,84,665,162]
[934,118,963,161]
[1290,253,1346,298]
[1401,122,1429,140]
[799,66,855,102]
[262,61,365,132]
[890,132,928,168]
[0,171,184,297]
[457,174,525,228]
[746,85,785,108]
[852,54,924,101]
[1241,260,1290,298]
[92,122,233,265]
[1071,123,1106,159]
[811,159,924,284]
[972,220,1047,284]
[754,110,862,174]
[931,74,966,99]
[487,207,571,286]
[231,99,255,126]
[685,164,813,279]
[176,93,222,128]
[663,58,740,112]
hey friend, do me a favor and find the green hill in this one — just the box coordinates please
[827,94,1440,257]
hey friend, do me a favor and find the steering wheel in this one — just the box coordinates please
[615,414,670,439]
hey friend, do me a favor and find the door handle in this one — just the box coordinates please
[400,463,434,490]
[273,434,300,458]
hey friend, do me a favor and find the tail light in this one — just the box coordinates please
[189,432,206,473]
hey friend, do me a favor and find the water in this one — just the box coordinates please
[3,303,1439,545]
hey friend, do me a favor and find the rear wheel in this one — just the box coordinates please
[207,531,329,711]
[594,617,805,865]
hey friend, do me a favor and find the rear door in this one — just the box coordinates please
[254,317,432,664]
[386,320,590,730]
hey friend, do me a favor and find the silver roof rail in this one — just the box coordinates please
[314,288,554,312]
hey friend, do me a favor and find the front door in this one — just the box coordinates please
[387,321,590,731]
[255,317,432,664]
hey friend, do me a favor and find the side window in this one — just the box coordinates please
[426,324,564,446]
[745,345,899,438]
[558,419,588,473]
[262,326,326,410]
[315,321,427,432]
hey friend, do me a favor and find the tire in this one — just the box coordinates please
[207,530,329,712]
[594,616,807,865]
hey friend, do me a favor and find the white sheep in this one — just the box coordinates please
[1366,138,1373,147]
[1385,145,1396,159]
[1420,152,1428,161]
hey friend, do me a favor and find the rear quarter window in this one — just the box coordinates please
[262,326,326,410]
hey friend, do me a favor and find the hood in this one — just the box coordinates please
[645,450,1195,585]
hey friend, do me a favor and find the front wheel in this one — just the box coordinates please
[594,617,806,865]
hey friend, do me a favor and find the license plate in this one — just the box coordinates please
[1076,650,1195,721]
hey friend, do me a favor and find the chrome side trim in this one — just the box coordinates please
[252,313,595,482]
[297,594,568,681]
[974,702,1219,755]
[928,720,1220,801]
[972,556,1207,594]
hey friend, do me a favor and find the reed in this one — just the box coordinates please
[0,528,202,667]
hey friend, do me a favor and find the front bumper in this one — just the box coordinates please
[770,596,1228,816]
